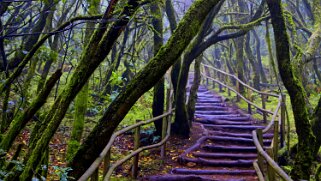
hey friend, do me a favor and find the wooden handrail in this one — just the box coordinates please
[252,131,292,181]
[202,63,279,97]
[201,63,291,180]
[263,95,282,133]
[79,108,175,181]
[103,121,172,180]
[201,72,274,115]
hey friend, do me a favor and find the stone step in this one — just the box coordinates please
[208,130,274,139]
[171,168,256,175]
[195,110,234,115]
[202,145,257,153]
[193,152,257,159]
[195,114,242,119]
[205,135,271,146]
[197,116,251,122]
[197,99,223,103]
[204,124,265,131]
[196,119,252,125]
[195,103,227,107]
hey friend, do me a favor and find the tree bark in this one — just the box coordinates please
[267,0,316,179]
[187,55,202,123]
[252,30,268,83]
[0,70,62,152]
[245,34,260,90]
[67,0,99,161]
[68,0,222,178]
[166,0,181,99]
[18,0,134,179]
[173,1,223,138]
[151,2,164,136]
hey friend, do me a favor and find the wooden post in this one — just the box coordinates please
[161,115,167,160]
[248,103,252,114]
[261,94,267,123]
[132,120,141,179]
[212,69,215,89]
[161,88,171,159]
[103,150,111,177]
[236,81,240,101]
[273,120,279,162]
[266,148,276,181]
[206,77,209,87]
[280,94,286,148]
[217,71,222,92]
[225,74,231,96]
[257,129,264,171]
[91,169,99,181]
[247,89,252,114]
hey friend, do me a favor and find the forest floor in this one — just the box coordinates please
[9,121,200,180]
[8,86,279,180]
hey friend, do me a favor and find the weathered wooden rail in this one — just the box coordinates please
[79,88,174,181]
[201,63,292,181]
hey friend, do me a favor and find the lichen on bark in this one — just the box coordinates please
[68,0,222,178]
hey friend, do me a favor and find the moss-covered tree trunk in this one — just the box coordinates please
[245,34,260,90]
[18,0,137,179]
[252,30,268,84]
[0,70,62,152]
[234,37,246,99]
[66,0,99,161]
[172,2,223,138]
[151,2,165,136]
[187,55,202,124]
[166,0,180,98]
[234,0,247,99]
[68,0,222,178]
[267,0,316,179]
[66,83,88,160]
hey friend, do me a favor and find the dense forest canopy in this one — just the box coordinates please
[0,0,320,180]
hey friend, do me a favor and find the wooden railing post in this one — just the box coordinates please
[225,74,231,96]
[212,69,215,89]
[161,88,171,160]
[280,94,286,148]
[132,120,141,179]
[257,129,264,171]
[91,169,99,181]
[218,72,223,92]
[267,148,276,181]
[103,150,111,177]
[273,120,279,161]
[261,94,267,122]
[247,89,252,114]
[236,81,240,101]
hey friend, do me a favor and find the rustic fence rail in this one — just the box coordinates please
[201,63,292,181]
[79,88,174,181]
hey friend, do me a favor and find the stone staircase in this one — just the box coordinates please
[144,85,272,181]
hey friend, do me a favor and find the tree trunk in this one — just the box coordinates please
[67,0,99,161]
[245,34,260,90]
[267,0,316,179]
[172,1,223,138]
[234,37,246,99]
[18,0,136,179]
[68,0,222,178]
[252,30,268,83]
[166,0,180,99]
[151,1,164,136]
[0,70,61,152]
[187,55,202,124]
